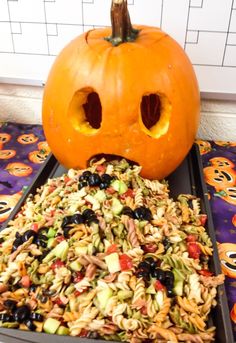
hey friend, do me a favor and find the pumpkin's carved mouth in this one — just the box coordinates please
[87,154,139,167]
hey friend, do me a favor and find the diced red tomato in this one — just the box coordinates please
[78,329,89,337]
[200,214,207,226]
[74,287,88,297]
[31,223,39,232]
[140,306,148,315]
[51,259,65,270]
[198,269,213,277]
[120,189,134,200]
[73,272,84,283]
[155,280,165,291]
[186,234,197,243]
[56,235,65,242]
[64,176,71,184]
[48,186,56,193]
[21,275,31,288]
[119,254,133,271]
[106,244,118,255]
[50,209,56,217]
[54,297,64,306]
[187,242,201,259]
[142,244,157,253]
[106,187,116,194]
[96,165,106,173]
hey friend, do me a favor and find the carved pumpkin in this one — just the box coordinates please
[218,242,236,278]
[17,133,38,145]
[0,133,11,144]
[204,166,236,191]
[42,0,200,180]
[209,156,235,169]
[195,140,211,155]
[5,162,33,177]
[28,150,49,164]
[0,150,16,160]
[0,192,21,223]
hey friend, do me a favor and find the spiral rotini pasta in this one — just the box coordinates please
[0,158,224,342]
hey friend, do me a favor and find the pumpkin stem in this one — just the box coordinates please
[105,0,139,46]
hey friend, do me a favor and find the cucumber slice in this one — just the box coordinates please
[111,180,128,194]
[75,246,88,256]
[97,288,113,310]
[94,190,106,202]
[43,318,60,334]
[54,240,69,261]
[105,252,121,273]
[47,228,56,238]
[69,260,82,272]
[56,326,69,335]
[111,198,123,215]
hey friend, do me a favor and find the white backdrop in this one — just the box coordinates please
[0,0,236,96]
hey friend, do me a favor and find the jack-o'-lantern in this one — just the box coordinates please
[216,187,236,206]
[28,150,49,164]
[0,133,11,145]
[195,140,211,155]
[0,150,16,160]
[5,162,33,177]
[17,133,38,145]
[0,192,21,223]
[204,166,236,191]
[42,0,200,180]
[218,242,236,278]
[209,156,235,169]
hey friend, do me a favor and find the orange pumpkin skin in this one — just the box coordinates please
[42,26,200,180]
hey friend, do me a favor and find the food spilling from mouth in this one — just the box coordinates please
[0,158,224,342]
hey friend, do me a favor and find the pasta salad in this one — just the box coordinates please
[0,159,224,342]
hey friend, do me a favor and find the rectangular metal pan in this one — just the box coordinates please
[0,144,234,343]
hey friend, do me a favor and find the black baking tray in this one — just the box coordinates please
[0,144,234,343]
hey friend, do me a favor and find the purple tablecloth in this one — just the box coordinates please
[0,122,236,338]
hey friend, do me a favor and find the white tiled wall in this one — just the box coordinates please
[0,83,236,141]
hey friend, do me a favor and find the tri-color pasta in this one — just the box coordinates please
[0,159,224,342]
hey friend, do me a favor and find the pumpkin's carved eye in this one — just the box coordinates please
[69,88,102,135]
[139,93,171,139]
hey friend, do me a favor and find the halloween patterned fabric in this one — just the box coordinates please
[0,122,50,228]
[196,140,236,339]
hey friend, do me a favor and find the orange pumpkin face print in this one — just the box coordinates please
[37,141,50,153]
[204,166,236,191]
[0,193,21,223]
[42,1,200,180]
[0,150,16,160]
[218,242,236,278]
[17,133,38,145]
[0,133,11,145]
[5,162,33,177]
[217,187,236,206]
[215,141,236,148]
[195,140,211,155]
[209,157,235,169]
[28,150,49,164]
